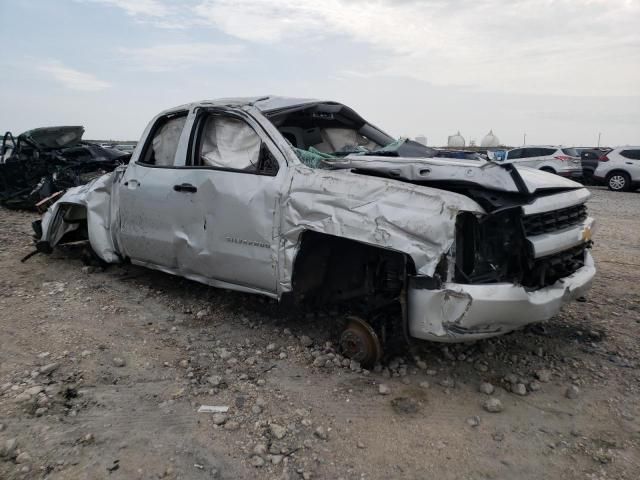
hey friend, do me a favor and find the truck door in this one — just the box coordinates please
[170,110,283,293]
[118,111,190,269]
[119,107,284,294]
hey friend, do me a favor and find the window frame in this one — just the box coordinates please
[620,149,640,160]
[185,109,280,177]
[136,110,189,168]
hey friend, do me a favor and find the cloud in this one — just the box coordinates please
[119,42,245,72]
[75,0,171,17]
[39,61,111,91]
[73,0,640,96]
[191,0,640,96]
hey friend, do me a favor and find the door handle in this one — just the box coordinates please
[173,183,197,193]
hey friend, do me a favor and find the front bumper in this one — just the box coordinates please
[407,252,595,342]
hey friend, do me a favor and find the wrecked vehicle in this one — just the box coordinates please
[33,97,596,364]
[0,126,130,209]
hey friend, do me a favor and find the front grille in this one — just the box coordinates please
[522,244,586,288]
[522,203,587,236]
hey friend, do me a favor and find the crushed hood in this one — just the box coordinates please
[18,126,84,150]
[325,155,582,195]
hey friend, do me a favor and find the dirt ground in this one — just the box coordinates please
[1,186,639,480]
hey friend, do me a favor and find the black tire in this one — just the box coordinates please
[540,167,555,174]
[606,171,631,192]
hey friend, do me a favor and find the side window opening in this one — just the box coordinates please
[194,114,279,175]
[139,113,187,167]
[620,150,640,160]
[508,149,522,159]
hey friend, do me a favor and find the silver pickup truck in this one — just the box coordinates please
[34,97,596,365]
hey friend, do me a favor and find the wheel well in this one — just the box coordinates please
[58,204,89,244]
[606,169,630,179]
[291,231,414,312]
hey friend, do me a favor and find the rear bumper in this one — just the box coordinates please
[407,252,595,342]
[557,167,583,178]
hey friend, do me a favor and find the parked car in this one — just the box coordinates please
[502,146,582,178]
[33,97,595,364]
[593,146,640,191]
[573,148,610,181]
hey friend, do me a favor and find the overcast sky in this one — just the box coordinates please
[1,0,638,146]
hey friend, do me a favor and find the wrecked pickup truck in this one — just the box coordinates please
[1,126,130,209]
[33,97,596,365]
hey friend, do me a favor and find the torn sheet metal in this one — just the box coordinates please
[38,168,124,263]
[279,165,484,292]
[325,155,583,194]
[407,252,595,342]
[1,126,129,209]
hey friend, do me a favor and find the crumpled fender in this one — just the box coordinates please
[279,165,485,292]
[39,168,124,262]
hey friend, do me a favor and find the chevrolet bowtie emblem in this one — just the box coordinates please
[582,226,592,242]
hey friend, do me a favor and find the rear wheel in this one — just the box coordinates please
[606,172,630,192]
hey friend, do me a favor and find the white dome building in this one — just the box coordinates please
[480,129,500,148]
[447,131,465,148]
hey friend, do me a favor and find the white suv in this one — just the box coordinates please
[503,146,582,178]
[593,146,640,192]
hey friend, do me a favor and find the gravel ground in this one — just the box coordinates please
[0,186,639,480]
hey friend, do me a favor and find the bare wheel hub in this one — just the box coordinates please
[339,316,382,367]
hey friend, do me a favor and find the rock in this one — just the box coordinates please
[112,357,126,368]
[251,405,263,415]
[279,352,287,360]
[269,423,287,440]
[483,397,504,413]
[270,454,283,465]
[314,426,328,440]
[535,369,552,383]
[250,455,265,467]
[299,335,313,347]
[438,377,455,388]
[196,309,209,319]
[39,363,59,375]
[253,443,268,455]
[217,348,232,360]
[0,438,18,458]
[16,451,31,464]
[24,385,44,396]
[466,416,481,427]
[266,343,277,352]
[81,266,95,274]
[418,381,430,389]
[212,413,228,425]
[207,375,223,387]
[81,350,92,357]
[504,373,518,385]
[378,384,390,395]
[416,360,427,370]
[565,385,580,399]
[178,359,189,368]
[479,382,495,395]
[224,421,240,431]
[357,441,365,449]
[512,383,527,396]
[529,380,541,392]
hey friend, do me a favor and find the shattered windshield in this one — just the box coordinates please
[292,137,437,169]
[268,102,436,168]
